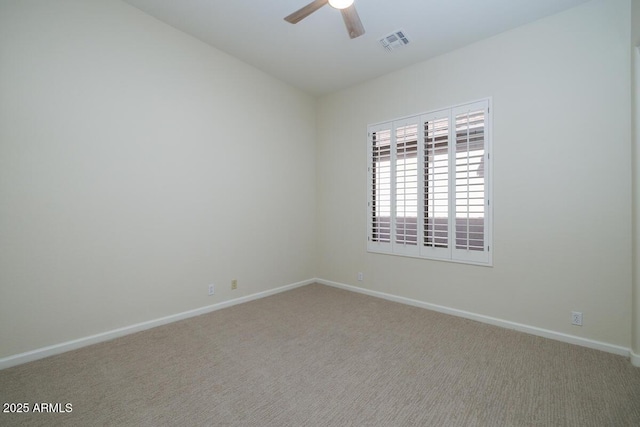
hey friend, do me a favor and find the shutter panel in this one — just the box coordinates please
[394,122,419,254]
[420,113,451,259]
[452,101,490,263]
[368,125,392,252]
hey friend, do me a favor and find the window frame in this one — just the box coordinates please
[366,99,493,266]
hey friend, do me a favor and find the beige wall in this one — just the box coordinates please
[632,0,640,363]
[317,0,633,347]
[0,0,317,358]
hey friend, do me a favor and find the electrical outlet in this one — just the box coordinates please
[571,311,583,326]
[357,272,363,281]
[231,279,237,290]
[208,284,215,296]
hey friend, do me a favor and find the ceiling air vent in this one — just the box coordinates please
[379,29,410,52]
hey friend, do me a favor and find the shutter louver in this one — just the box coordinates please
[371,129,391,243]
[395,124,418,247]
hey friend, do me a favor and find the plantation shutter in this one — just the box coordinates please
[451,101,490,264]
[368,124,392,253]
[393,120,420,256]
[367,99,491,266]
[420,111,451,260]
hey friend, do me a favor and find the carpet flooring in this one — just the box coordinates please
[1,283,639,426]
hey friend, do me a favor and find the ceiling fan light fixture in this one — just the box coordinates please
[328,0,354,10]
[285,0,364,39]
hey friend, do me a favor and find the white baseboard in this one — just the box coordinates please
[2,278,636,370]
[316,278,633,360]
[0,278,315,370]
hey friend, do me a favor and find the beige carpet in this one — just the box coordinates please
[1,283,639,426]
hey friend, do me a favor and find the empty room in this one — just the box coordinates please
[1,0,640,425]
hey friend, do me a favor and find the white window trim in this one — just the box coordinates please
[366,98,493,267]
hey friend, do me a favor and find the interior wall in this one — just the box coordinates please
[0,0,317,358]
[317,0,632,347]
[632,0,640,364]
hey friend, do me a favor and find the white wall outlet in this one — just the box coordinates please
[357,272,364,281]
[208,284,215,296]
[571,311,583,326]
[231,279,237,290]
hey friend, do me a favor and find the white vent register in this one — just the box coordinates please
[379,29,410,51]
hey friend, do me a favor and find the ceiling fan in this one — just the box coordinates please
[284,0,365,39]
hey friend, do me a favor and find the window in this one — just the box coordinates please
[367,99,492,265]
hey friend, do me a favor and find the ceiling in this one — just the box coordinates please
[122,0,590,96]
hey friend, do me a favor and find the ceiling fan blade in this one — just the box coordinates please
[284,0,329,24]
[340,5,365,39]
